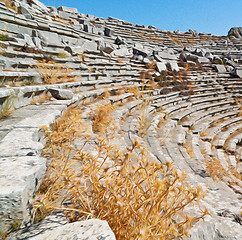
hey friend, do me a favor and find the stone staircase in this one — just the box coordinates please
[0,0,242,239]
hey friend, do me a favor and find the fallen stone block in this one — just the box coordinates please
[133,47,149,57]
[156,61,167,72]
[110,47,133,58]
[234,67,242,78]
[167,61,179,72]
[115,36,125,45]
[57,6,78,13]
[17,33,36,48]
[197,56,210,64]
[214,64,227,73]
[20,6,33,19]
[104,27,113,37]
[49,88,74,100]
[36,30,63,47]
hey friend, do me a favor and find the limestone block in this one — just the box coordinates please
[32,37,42,49]
[37,30,62,46]
[214,64,226,73]
[156,61,167,72]
[167,61,179,72]
[235,67,242,78]
[14,109,62,128]
[0,156,46,224]
[197,56,210,63]
[104,27,113,37]
[30,0,49,13]
[158,51,177,60]
[49,88,73,100]
[0,128,43,157]
[28,219,116,240]
[110,47,133,58]
[20,6,33,19]
[133,47,149,57]
[57,6,78,13]
[17,33,35,48]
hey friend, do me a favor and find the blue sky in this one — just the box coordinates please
[41,0,241,36]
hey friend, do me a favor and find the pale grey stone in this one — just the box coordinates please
[167,61,179,72]
[49,88,73,100]
[0,128,43,157]
[12,217,115,240]
[215,64,226,73]
[30,0,49,13]
[197,56,210,63]
[58,11,71,20]
[37,30,62,46]
[234,67,242,78]
[110,47,133,58]
[32,37,42,49]
[14,109,61,128]
[133,47,149,57]
[57,6,78,13]
[0,156,46,223]
[17,33,35,48]
[156,61,167,72]
[158,51,177,60]
[143,57,151,64]
[104,27,113,37]
[27,219,116,240]
[20,6,33,19]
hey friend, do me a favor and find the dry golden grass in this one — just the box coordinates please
[0,95,14,119]
[35,60,75,84]
[205,157,226,181]
[97,90,110,100]
[30,93,51,105]
[90,102,117,135]
[34,103,209,240]
[0,0,16,11]
[137,91,152,137]
[126,85,140,98]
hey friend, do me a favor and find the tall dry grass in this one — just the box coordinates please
[33,102,209,239]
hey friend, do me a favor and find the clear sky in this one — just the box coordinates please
[41,0,241,36]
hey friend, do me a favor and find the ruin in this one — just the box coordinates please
[0,0,241,239]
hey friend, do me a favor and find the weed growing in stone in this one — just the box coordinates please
[35,60,75,84]
[0,95,14,119]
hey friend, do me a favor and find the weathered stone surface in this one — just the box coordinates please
[12,216,116,240]
[104,27,113,37]
[57,6,78,13]
[110,47,133,58]
[36,30,62,46]
[166,61,179,72]
[156,61,167,72]
[0,128,43,157]
[20,6,33,19]
[17,33,35,48]
[115,36,125,45]
[133,47,149,57]
[49,88,74,100]
[228,27,242,38]
[234,67,242,78]
[214,64,227,73]
[0,156,46,224]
